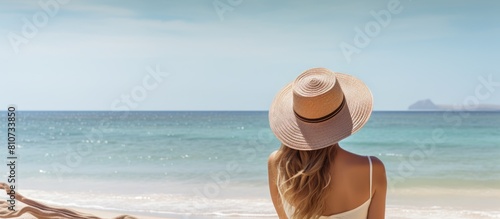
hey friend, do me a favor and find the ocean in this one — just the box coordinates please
[0,111,499,218]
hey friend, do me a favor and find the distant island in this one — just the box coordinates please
[409,99,500,111]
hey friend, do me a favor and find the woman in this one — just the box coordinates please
[267,68,387,219]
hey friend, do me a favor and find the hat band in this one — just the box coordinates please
[294,96,346,123]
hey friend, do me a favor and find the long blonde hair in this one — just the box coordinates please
[276,144,336,219]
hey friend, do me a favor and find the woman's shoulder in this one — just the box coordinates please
[269,150,278,158]
[368,156,385,172]
[368,156,387,191]
[342,150,385,168]
[268,150,279,169]
[341,152,387,192]
[340,151,386,181]
[268,150,278,162]
[345,152,387,192]
[268,150,281,179]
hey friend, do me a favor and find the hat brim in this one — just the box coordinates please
[269,72,373,151]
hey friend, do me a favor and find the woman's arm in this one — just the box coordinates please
[367,156,387,219]
[268,151,288,219]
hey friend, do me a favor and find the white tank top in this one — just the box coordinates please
[283,156,373,219]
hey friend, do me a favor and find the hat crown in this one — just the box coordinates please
[292,68,344,120]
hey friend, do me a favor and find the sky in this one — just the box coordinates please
[1,0,499,111]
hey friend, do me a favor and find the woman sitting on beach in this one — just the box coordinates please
[267,68,387,219]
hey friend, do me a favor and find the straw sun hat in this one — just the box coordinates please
[269,68,373,151]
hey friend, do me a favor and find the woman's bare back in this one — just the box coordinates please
[268,144,387,218]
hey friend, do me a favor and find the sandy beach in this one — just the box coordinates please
[3,187,500,218]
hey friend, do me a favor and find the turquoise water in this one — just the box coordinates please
[0,111,499,218]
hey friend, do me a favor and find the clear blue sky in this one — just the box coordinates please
[1,0,499,110]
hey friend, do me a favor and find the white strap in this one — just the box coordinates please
[368,156,372,197]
